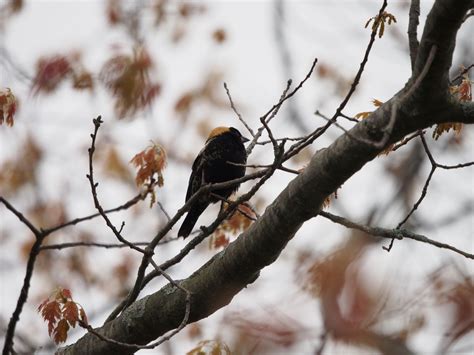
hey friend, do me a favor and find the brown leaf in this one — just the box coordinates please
[212,28,227,43]
[0,136,42,195]
[99,47,160,118]
[355,111,372,120]
[39,301,61,336]
[187,340,231,355]
[130,143,167,188]
[0,88,18,126]
[54,319,70,344]
[32,55,71,94]
[103,147,133,182]
[63,301,79,328]
[432,122,463,140]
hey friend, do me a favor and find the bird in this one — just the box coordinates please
[178,126,249,238]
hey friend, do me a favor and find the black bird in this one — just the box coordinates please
[178,126,249,238]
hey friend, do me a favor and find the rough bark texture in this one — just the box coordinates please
[58,0,474,353]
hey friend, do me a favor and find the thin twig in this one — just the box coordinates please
[39,241,170,251]
[396,165,436,229]
[0,197,41,236]
[42,193,145,235]
[339,112,359,123]
[79,323,142,351]
[210,193,258,221]
[450,63,474,84]
[86,116,148,255]
[437,161,474,169]
[333,0,388,118]
[255,136,306,145]
[315,110,381,147]
[235,162,300,175]
[397,131,474,230]
[391,130,425,151]
[156,201,171,222]
[223,82,255,138]
[246,80,292,156]
[320,211,474,259]
[285,1,388,159]
[246,58,318,156]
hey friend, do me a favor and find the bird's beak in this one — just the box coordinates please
[241,136,250,143]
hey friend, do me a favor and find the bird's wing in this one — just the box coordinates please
[185,150,204,202]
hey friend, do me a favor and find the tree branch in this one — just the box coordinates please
[408,0,420,71]
[319,211,473,259]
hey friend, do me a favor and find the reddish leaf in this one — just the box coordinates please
[40,300,61,336]
[99,48,160,118]
[32,55,71,94]
[63,301,79,328]
[0,88,18,126]
[211,232,229,249]
[60,288,72,300]
[130,143,167,188]
[54,319,69,344]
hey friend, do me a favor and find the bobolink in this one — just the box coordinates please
[178,126,249,238]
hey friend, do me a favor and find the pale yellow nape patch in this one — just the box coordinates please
[207,126,230,140]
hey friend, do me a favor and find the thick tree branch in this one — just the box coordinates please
[408,0,420,71]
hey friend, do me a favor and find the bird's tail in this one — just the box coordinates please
[178,204,207,238]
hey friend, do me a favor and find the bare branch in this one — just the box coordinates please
[391,130,425,152]
[42,193,145,235]
[86,116,148,255]
[397,131,474,230]
[286,1,389,158]
[223,82,255,138]
[246,79,292,155]
[396,164,436,229]
[333,0,388,118]
[450,63,474,84]
[39,241,155,251]
[210,193,258,221]
[320,211,474,259]
[0,197,41,237]
[156,201,172,222]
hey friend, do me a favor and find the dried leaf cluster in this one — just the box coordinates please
[38,287,88,344]
[0,88,17,126]
[365,11,397,38]
[432,72,471,140]
[99,47,161,118]
[210,203,256,249]
[130,143,167,206]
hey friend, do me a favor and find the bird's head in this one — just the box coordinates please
[207,126,249,143]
